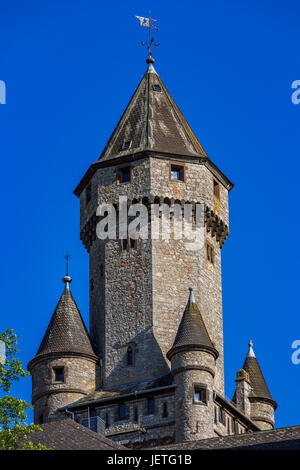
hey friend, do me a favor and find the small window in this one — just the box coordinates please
[194,385,207,404]
[53,367,64,382]
[170,164,184,182]
[117,166,131,184]
[118,404,127,420]
[162,402,168,418]
[127,345,133,365]
[120,140,132,151]
[134,407,138,423]
[38,414,44,424]
[86,183,91,205]
[219,407,225,425]
[213,180,220,199]
[147,397,155,415]
[121,238,128,250]
[152,84,162,92]
[130,238,136,249]
[207,243,214,264]
[105,413,109,428]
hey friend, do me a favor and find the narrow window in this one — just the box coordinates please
[194,385,207,404]
[147,397,155,415]
[213,180,220,199]
[219,407,225,425]
[117,166,131,184]
[127,345,133,365]
[170,164,184,182]
[134,407,138,423]
[130,238,136,249]
[105,413,109,428]
[118,404,127,420]
[100,264,104,277]
[120,140,132,151]
[38,414,44,424]
[53,367,64,382]
[86,183,91,205]
[207,243,214,264]
[121,238,128,250]
[162,402,168,418]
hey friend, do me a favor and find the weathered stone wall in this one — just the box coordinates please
[30,355,97,423]
[150,158,228,395]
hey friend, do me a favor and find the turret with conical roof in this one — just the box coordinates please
[167,288,218,442]
[233,341,277,430]
[28,276,99,424]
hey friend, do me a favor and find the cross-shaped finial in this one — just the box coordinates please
[64,249,71,276]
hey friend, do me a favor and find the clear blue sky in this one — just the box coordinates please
[0,0,299,428]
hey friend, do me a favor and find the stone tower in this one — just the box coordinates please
[167,287,218,441]
[74,60,233,395]
[28,276,98,424]
[233,341,277,430]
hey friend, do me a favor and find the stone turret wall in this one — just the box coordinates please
[250,400,275,430]
[171,350,216,442]
[30,355,98,423]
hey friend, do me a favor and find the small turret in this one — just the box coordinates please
[167,288,218,442]
[28,276,98,424]
[233,341,277,429]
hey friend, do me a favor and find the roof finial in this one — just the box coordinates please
[247,339,256,357]
[135,11,160,65]
[63,249,72,289]
[188,286,196,304]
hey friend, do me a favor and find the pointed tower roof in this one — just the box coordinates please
[30,276,97,364]
[99,61,208,163]
[241,341,277,408]
[74,60,233,197]
[167,288,218,360]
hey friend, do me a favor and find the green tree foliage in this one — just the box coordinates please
[0,329,51,450]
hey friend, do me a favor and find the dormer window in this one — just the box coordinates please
[152,84,162,92]
[120,140,132,151]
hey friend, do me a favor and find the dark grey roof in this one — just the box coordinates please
[29,277,97,365]
[167,288,218,360]
[26,419,126,450]
[99,63,208,164]
[153,425,300,450]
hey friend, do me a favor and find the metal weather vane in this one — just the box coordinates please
[64,249,71,276]
[135,12,160,63]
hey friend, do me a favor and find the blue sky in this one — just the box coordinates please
[0,0,299,428]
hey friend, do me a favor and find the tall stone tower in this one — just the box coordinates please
[74,59,233,395]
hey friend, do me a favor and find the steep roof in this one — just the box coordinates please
[153,425,300,451]
[30,276,97,364]
[25,419,126,450]
[242,341,276,406]
[99,62,208,163]
[167,288,218,360]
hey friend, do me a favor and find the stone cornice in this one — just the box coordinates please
[27,351,99,372]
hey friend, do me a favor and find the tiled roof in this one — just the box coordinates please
[27,419,126,450]
[243,355,274,403]
[99,63,208,163]
[167,288,218,360]
[30,277,97,363]
[153,425,300,450]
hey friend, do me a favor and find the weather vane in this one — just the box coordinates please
[64,249,71,277]
[135,12,160,63]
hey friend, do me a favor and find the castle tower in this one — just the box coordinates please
[166,288,218,442]
[233,341,277,429]
[74,59,233,394]
[28,276,98,424]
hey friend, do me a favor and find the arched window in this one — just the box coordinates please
[127,345,133,365]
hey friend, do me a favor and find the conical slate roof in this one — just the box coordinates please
[241,341,277,407]
[33,277,96,361]
[99,62,208,163]
[167,288,218,360]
